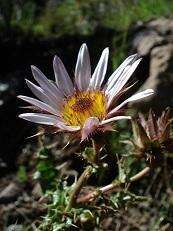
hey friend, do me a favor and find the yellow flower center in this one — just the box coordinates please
[62,91,107,126]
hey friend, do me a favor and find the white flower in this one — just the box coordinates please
[18,44,154,140]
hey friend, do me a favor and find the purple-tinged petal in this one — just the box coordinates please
[55,123,80,132]
[101,116,131,125]
[31,65,64,101]
[106,82,137,109]
[106,57,142,106]
[81,117,100,141]
[19,113,60,125]
[19,112,80,131]
[18,95,60,116]
[26,79,62,109]
[75,43,91,91]
[108,89,154,117]
[89,48,109,90]
[53,56,74,96]
[105,54,139,93]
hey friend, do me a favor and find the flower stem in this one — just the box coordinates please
[77,166,151,204]
[65,165,93,211]
[92,138,100,165]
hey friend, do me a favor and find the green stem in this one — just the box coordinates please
[92,138,100,165]
[65,165,93,211]
[77,166,151,204]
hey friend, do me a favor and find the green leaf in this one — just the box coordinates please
[17,166,28,183]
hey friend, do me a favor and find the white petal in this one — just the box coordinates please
[19,112,80,132]
[75,43,91,91]
[101,116,131,125]
[18,95,60,116]
[89,47,109,90]
[55,123,80,132]
[105,54,139,93]
[53,56,74,96]
[108,89,154,117]
[106,57,142,107]
[26,79,61,109]
[107,82,137,109]
[125,89,154,102]
[31,65,64,101]
[19,113,60,125]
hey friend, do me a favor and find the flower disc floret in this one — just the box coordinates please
[62,91,107,126]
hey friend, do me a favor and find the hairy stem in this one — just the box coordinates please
[65,165,93,211]
[77,166,151,204]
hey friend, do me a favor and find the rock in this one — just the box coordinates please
[131,18,173,111]
[0,182,22,204]
[32,183,43,199]
[147,18,173,34]
[6,225,23,231]
[133,31,164,56]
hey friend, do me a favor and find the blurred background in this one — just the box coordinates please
[0,0,173,230]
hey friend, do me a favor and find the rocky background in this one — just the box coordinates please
[131,18,173,111]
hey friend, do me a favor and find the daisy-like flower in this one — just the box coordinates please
[18,44,154,141]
